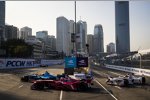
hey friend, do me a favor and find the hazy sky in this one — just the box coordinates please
[6,1,150,52]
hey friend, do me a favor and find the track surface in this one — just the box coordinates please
[0,64,149,100]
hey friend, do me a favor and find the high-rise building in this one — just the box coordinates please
[115,1,130,53]
[94,24,104,55]
[56,16,70,56]
[76,20,87,52]
[5,25,19,40]
[87,34,94,55]
[25,36,44,59]
[20,26,32,39]
[36,31,48,39]
[69,20,75,54]
[0,1,5,41]
[107,42,115,53]
[47,35,56,51]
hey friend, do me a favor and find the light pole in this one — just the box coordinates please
[139,53,142,69]
[74,1,77,56]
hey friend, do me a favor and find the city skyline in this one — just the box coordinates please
[6,1,150,52]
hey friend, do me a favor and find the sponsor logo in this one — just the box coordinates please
[6,61,34,67]
[79,60,85,64]
[68,60,74,64]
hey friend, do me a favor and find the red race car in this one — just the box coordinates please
[31,77,90,91]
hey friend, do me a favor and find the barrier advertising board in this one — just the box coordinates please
[0,59,5,68]
[41,60,64,66]
[5,59,35,68]
[76,57,88,67]
[105,65,150,77]
[65,57,76,68]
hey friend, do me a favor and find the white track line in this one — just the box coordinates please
[18,85,23,88]
[93,70,109,76]
[0,74,11,76]
[95,79,118,100]
[114,86,122,90]
[60,90,63,100]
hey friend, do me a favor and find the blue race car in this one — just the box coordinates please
[21,71,57,82]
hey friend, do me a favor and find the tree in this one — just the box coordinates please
[1,39,33,58]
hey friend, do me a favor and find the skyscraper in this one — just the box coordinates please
[76,20,87,52]
[115,1,130,53]
[20,26,32,39]
[36,31,48,39]
[107,42,115,53]
[5,25,19,40]
[0,1,5,41]
[56,16,70,56]
[87,34,94,55]
[47,35,56,51]
[94,24,104,55]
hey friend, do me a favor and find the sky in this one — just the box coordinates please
[5,1,150,52]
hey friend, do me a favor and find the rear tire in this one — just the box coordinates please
[123,79,129,87]
[32,83,44,90]
[141,77,146,85]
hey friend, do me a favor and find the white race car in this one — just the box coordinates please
[106,74,146,87]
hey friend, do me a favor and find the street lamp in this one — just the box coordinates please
[139,53,142,69]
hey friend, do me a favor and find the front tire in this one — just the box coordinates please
[77,82,88,91]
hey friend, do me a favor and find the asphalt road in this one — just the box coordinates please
[0,64,149,100]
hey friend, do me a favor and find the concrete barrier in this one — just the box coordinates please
[105,65,150,77]
[0,59,35,69]
[0,58,64,69]
[41,59,64,66]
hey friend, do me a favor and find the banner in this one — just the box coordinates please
[76,57,88,67]
[41,59,64,66]
[5,59,35,68]
[65,57,76,68]
[105,65,150,77]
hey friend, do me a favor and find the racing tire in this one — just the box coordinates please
[45,83,52,89]
[77,82,88,91]
[141,77,146,85]
[21,76,29,82]
[106,79,110,84]
[123,79,129,87]
[31,83,44,90]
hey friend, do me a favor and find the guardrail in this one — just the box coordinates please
[105,64,150,77]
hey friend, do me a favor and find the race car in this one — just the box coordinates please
[106,73,146,87]
[21,71,57,82]
[72,72,94,87]
[31,77,89,91]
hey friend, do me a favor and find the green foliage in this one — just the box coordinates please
[1,39,33,58]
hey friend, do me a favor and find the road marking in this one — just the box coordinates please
[109,71,123,76]
[95,79,118,100]
[0,74,11,76]
[60,90,63,100]
[114,86,122,90]
[93,70,109,76]
[18,85,23,88]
